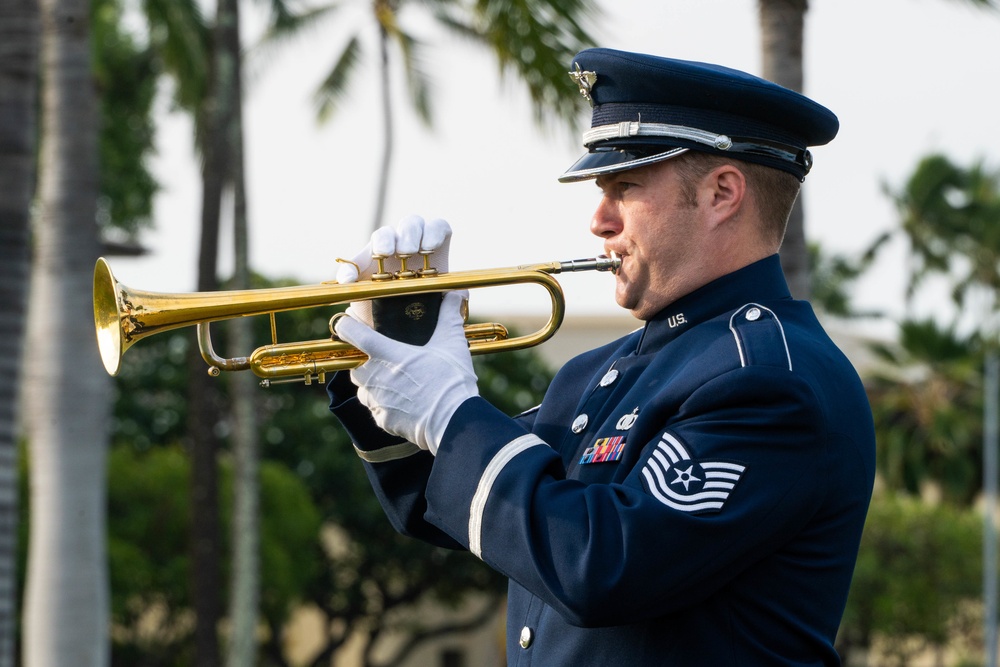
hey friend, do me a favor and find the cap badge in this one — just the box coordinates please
[569,63,597,106]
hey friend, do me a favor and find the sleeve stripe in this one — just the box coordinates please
[353,442,422,463]
[468,434,545,559]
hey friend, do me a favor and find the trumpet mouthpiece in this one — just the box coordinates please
[557,252,621,275]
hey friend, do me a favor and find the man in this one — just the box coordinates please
[328,48,876,666]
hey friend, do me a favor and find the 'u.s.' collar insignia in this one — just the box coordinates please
[569,63,597,105]
[616,408,639,431]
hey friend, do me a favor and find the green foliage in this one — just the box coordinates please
[438,0,601,128]
[861,154,1000,503]
[840,493,986,666]
[884,153,1000,311]
[474,346,553,416]
[110,332,191,451]
[107,446,191,665]
[139,0,209,114]
[835,152,1000,662]
[93,0,159,236]
[866,320,984,503]
[808,241,885,319]
[226,455,325,626]
[106,445,323,662]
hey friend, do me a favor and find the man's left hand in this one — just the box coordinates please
[334,290,479,455]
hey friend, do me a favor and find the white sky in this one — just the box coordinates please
[109,0,1000,333]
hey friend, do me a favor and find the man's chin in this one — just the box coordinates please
[614,289,643,319]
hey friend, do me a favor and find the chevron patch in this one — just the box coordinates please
[640,432,746,514]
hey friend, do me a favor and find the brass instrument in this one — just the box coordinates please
[93,253,620,386]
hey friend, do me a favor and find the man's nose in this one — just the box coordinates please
[590,196,622,238]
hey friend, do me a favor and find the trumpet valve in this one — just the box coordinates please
[371,254,393,281]
[395,254,416,279]
[417,250,437,277]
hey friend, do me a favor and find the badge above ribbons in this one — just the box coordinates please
[640,432,746,514]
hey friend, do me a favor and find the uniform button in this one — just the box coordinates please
[519,626,533,649]
[745,307,761,321]
[599,369,619,387]
[571,414,588,433]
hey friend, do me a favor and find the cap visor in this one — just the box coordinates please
[558,146,689,182]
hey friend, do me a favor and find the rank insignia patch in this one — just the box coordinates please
[640,432,746,513]
[579,436,626,464]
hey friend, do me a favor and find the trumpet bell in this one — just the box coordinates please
[94,257,126,376]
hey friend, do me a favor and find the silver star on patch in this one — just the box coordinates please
[569,63,597,106]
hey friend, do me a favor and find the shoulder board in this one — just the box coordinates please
[728,303,792,371]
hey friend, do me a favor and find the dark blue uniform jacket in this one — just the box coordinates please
[329,255,876,666]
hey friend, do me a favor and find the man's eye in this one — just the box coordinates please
[597,179,636,198]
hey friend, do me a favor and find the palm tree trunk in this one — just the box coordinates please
[759,0,811,299]
[372,25,393,232]
[188,3,235,663]
[23,0,110,664]
[0,2,39,665]
[223,0,262,662]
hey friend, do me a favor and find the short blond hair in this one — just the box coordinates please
[671,152,801,247]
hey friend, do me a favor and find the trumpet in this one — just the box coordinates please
[93,253,621,386]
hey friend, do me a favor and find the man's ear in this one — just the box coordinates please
[705,164,747,228]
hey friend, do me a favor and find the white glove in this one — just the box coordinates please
[334,290,478,455]
[336,215,452,326]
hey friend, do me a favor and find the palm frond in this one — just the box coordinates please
[142,0,210,112]
[258,2,342,44]
[246,3,342,90]
[434,0,600,133]
[314,36,364,123]
[393,31,433,126]
[885,154,1000,315]
[939,0,999,9]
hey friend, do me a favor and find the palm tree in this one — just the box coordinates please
[0,3,39,665]
[129,4,228,662]
[22,0,111,664]
[214,1,263,664]
[295,0,599,231]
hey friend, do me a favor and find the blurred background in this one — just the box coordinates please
[3,0,1000,665]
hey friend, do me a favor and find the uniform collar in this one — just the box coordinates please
[635,254,791,355]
